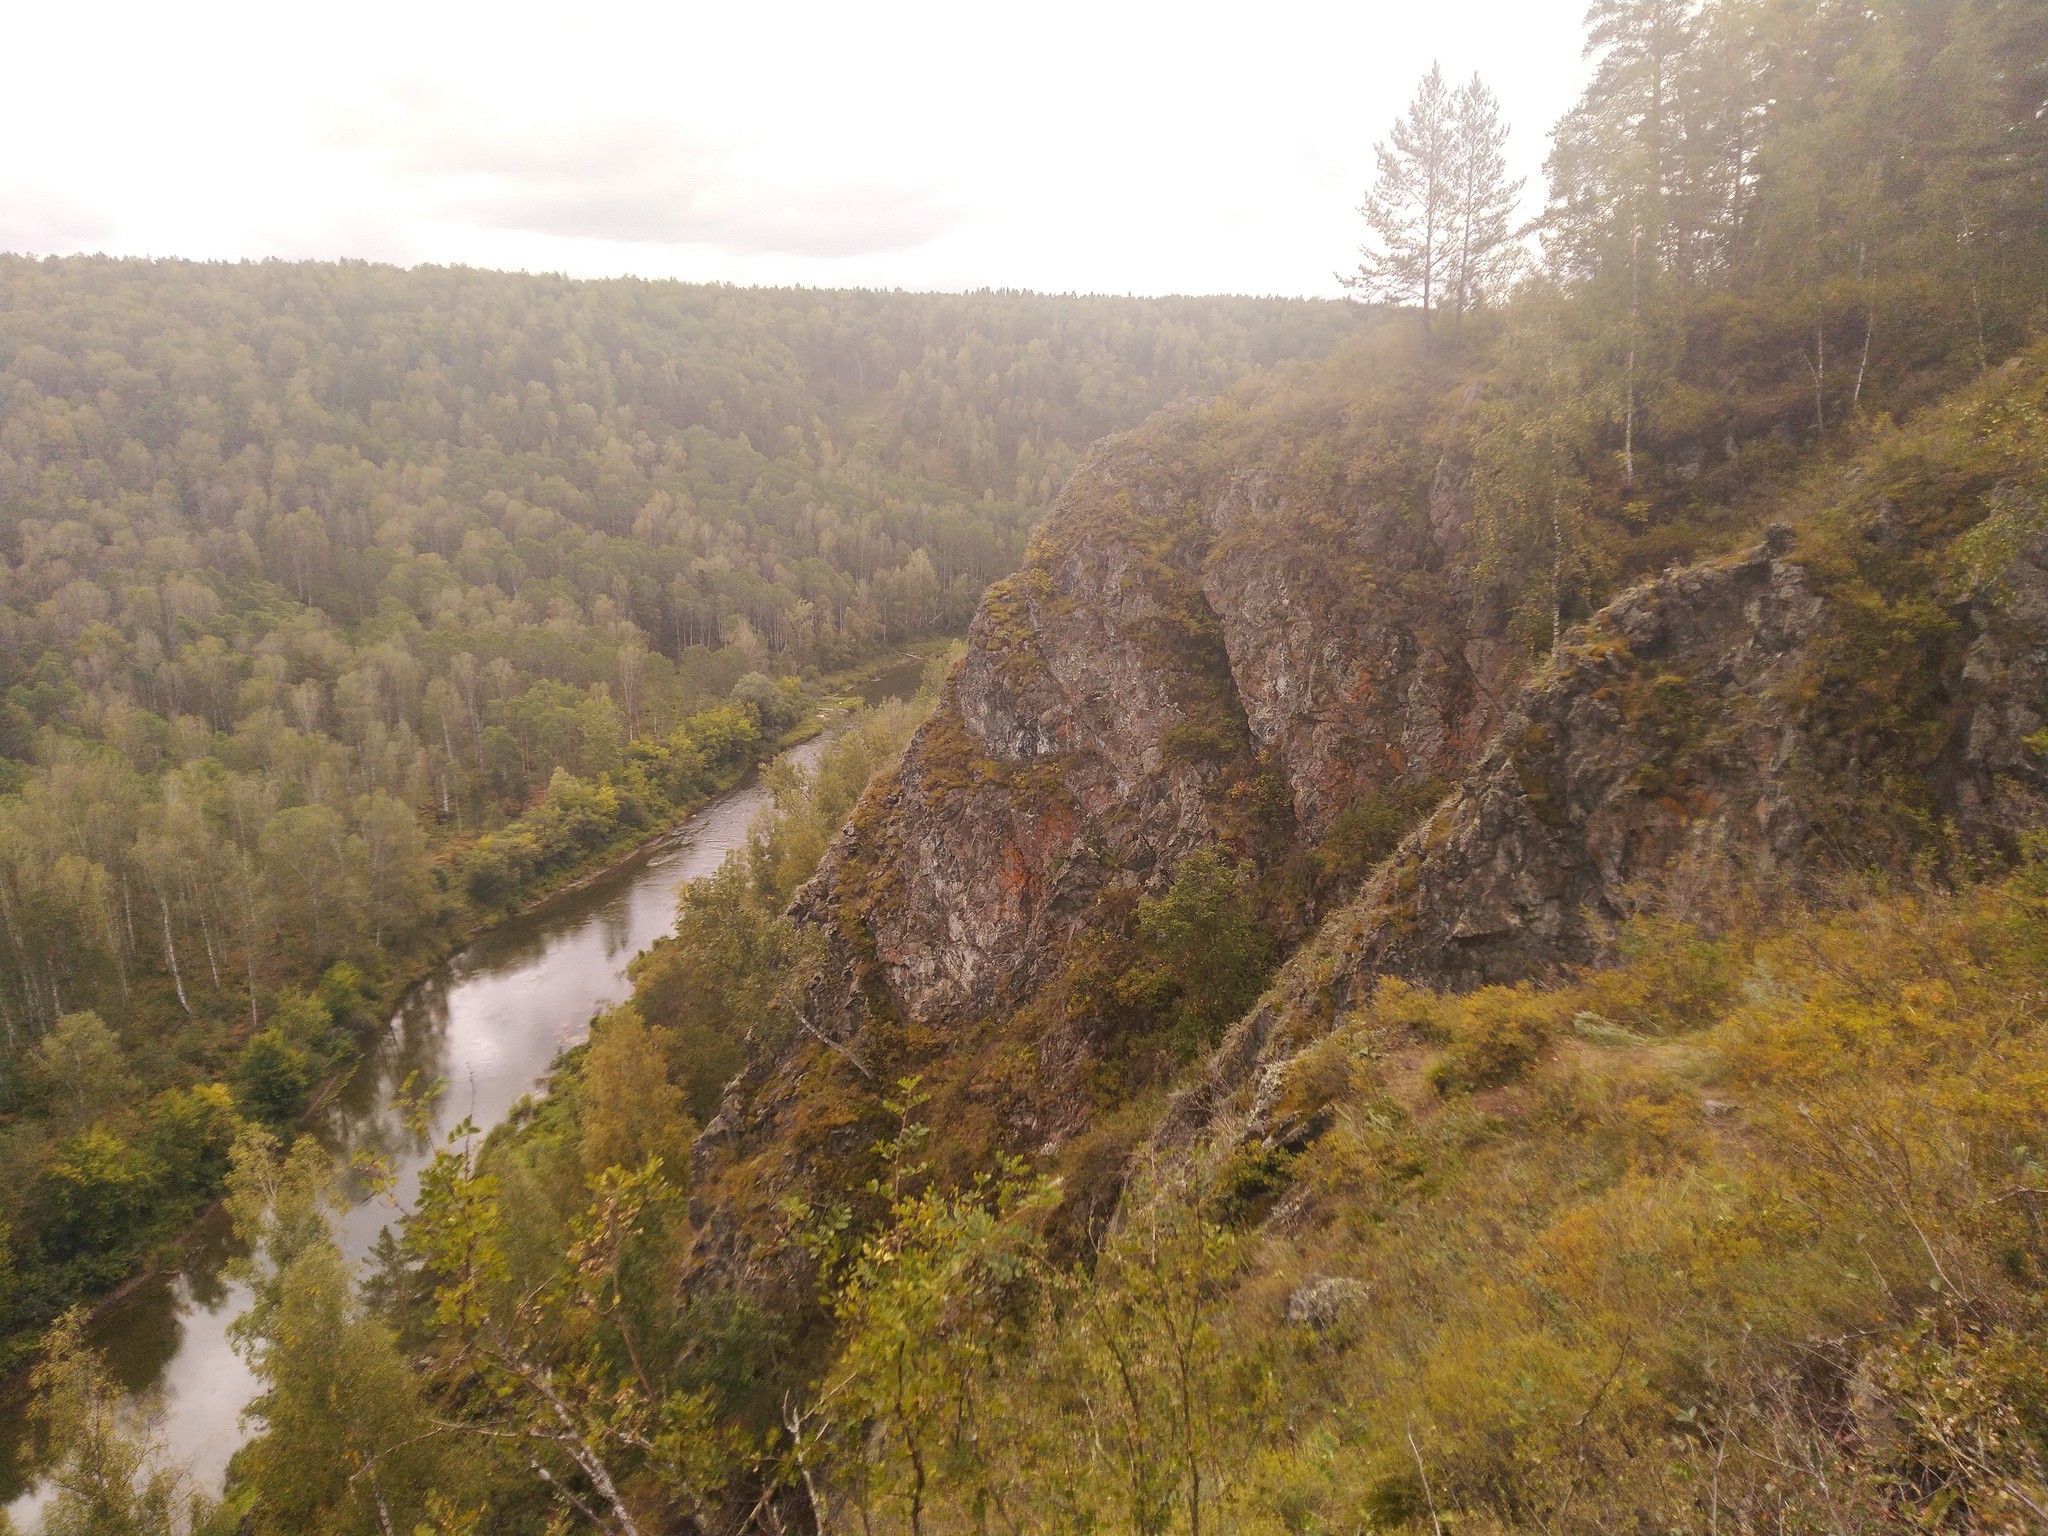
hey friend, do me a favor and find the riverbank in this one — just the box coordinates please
[0,647,948,1511]
[24,644,939,1298]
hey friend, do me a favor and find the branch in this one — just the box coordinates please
[1406,1420,1444,1536]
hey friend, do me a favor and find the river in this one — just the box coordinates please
[1,659,924,1527]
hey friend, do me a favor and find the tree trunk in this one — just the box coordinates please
[120,869,138,959]
[1551,484,1566,655]
[160,894,192,1016]
[1623,343,1636,487]
[1853,241,1872,410]
[197,901,222,990]
[1813,292,1826,433]
[1624,226,1641,486]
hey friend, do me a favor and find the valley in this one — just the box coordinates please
[4,1,2046,1532]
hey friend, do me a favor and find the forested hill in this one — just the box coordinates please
[0,262,1360,1361]
[141,1,2046,1532]
[2,262,1361,673]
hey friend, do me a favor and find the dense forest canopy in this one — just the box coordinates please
[9,0,2048,1533]
[2,264,1363,694]
[0,264,1361,1366]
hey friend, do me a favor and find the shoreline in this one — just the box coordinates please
[0,645,941,1487]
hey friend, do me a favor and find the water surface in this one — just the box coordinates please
[2,727,845,1525]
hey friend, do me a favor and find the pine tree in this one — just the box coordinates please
[1544,0,1700,283]
[1343,63,1458,329]
[1448,73,1526,324]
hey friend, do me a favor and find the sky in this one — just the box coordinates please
[2,0,1593,298]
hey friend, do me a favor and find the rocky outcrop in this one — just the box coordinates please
[697,347,2048,1263]
[1199,451,1513,837]
[693,380,1513,1244]
[774,409,1510,1043]
[1163,505,2048,1154]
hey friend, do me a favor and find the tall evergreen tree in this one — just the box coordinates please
[1448,73,1526,323]
[1544,0,1701,283]
[1343,63,1458,328]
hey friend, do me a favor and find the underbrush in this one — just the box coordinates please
[818,864,2048,1534]
[1197,864,2048,1533]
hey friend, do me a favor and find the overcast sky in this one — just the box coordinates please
[4,0,1593,297]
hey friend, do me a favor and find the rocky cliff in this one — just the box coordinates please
[694,342,2048,1264]
[693,349,1513,1254]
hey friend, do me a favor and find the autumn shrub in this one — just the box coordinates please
[1317,779,1447,885]
[1576,913,1741,1034]
[1270,1030,1364,1132]
[1162,719,1235,766]
[1196,866,2048,1536]
[1425,984,1564,1094]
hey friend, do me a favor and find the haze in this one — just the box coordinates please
[4,0,1588,295]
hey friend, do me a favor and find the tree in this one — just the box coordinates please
[352,789,430,951]
[25,1011,136,1133]
[1135,846,1275,1050]
[1347,65,1523,336]
[1545,0,1701,283]
[791,1080,1055,1536]
[1062,1162,1245,1536]
[405,1128,746,1535]
[1448,73,1526,324]
[29,1310,210,1536]
[1469,303,1603,654]
[226,1129,449,1536]
[259,804,353,962]
[1344,64,1458,328]
[578,1007,694,1185]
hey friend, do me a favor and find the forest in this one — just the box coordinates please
[11,0,2048,1532]
[0,266,1362,1367]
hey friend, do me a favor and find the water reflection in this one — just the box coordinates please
[2,729,839,1526]
[858,655,929,707]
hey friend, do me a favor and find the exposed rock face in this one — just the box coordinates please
[693,386,1511,1248]
[696,349,2048,1267]
[775,414,1509,1041]
[1200,453,1512,837]
[1163,516,2048,1154]
[785,427,1242,1033]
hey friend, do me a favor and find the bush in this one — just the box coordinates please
[1271,1031,1364,1131]
[1318,780,1447,883]
[731,672,805,735]
[652,729,711,799]
[1426,985,1562,1095]
[1578,915,1739,1035]
[538,768,620,854]
[144,1083,243,1201]
[1161,720,1234,766]
[684,702,761,770]
[235,1029,314,1127]
[30,1128,155,1265]
[316,962,376,1037]
[461,843,519,908]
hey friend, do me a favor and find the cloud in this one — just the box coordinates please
[0,185,118,253]
[351,92,963,258]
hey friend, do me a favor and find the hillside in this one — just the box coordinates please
[696,326,2048,1286]
[12,1,2048,1533]
[0,263,1361,1366]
